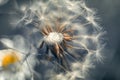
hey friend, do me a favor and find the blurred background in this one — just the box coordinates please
[86,0,120,80]
[0,0,120,80]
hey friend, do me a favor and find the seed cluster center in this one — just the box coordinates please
[44,32,64,44]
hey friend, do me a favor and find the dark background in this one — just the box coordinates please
[0,0,120,80]
[86,0,120,80]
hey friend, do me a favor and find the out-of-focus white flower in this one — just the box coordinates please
[0,49,36,80]
[0,35,38,80]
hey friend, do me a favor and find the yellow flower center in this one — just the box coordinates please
[2,52,20,68]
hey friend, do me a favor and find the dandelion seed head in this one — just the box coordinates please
[15,0,106,79]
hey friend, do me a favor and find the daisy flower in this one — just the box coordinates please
[0,35,38,80]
